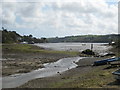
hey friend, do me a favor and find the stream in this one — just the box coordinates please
[2,43,111,88]
[2,57,84,88]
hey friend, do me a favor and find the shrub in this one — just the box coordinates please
[82,49,95,55]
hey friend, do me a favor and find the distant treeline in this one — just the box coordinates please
[47,35,120,43]
[1,27,120,44]
[1,27,47,43]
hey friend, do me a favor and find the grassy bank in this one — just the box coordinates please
[48,46,120,88]
[3,44,120,88]
[2,44,79,56]
[50,65,118,88]
[49,46,120,88]
[2,44,80,76]
[18,45,120,88]
[19,58,120,88]
[109,46,120,57]
[19,57,120,88]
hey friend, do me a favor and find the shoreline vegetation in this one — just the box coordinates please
[2,44,80,76]
[2,29,120,88]
[2,43,120,88]
[1,29,120,44]
[18,44,120,88]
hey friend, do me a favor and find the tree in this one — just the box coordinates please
[41,38,47,43]
[2,27,7,32]
[29,34,33,38]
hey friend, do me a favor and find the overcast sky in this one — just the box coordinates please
[0,0,119,38]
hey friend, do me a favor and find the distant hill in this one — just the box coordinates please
[1,28,47,43]
[47,34,120,43]
[1,27,120,44]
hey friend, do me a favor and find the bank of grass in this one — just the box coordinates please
[2,44,80,76]
[18,45,120,88]
[2,44,79,56]
[109,45,120,57]
[50,65,118,88]
[2,44,43,53]
[36,50,79,56]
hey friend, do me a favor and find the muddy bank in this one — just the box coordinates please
[19,56,119,88]
[2,44,77,76]
[2,44,119,88]
[2,52,74,76]
[2,57,83,88]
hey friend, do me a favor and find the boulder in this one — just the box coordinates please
[81,49,95,55]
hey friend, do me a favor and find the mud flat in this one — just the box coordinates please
[19,57,120,88]
[2,57,84,88]
[2,44,79,76]
[2,43,118,88]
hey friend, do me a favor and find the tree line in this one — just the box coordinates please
[1,27,47,44]
[47,34,120,43]
[1,27,120,45]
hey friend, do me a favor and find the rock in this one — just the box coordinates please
[81,49,95,55]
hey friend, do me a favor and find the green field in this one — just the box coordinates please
[2,44,79,56]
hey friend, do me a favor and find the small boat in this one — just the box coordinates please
[99,52,115,57]
[82,44,86,46]
[93,57,120,66]
[112,69,120,81]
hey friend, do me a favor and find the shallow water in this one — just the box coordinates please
[35,43,111,54]
[2,57,84,88]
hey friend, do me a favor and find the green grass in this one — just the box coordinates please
[3,44,31,51]
[50,66,118,88]
[35,49,79,56]
[109,46,120,57]
[2,44,79,56]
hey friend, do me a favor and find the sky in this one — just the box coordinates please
[0,0,119,38]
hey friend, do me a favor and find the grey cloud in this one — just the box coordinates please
[1,1,118,37]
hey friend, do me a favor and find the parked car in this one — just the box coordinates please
[20,41,28,44]
[28,41,34,44]
[112,69,120,81]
